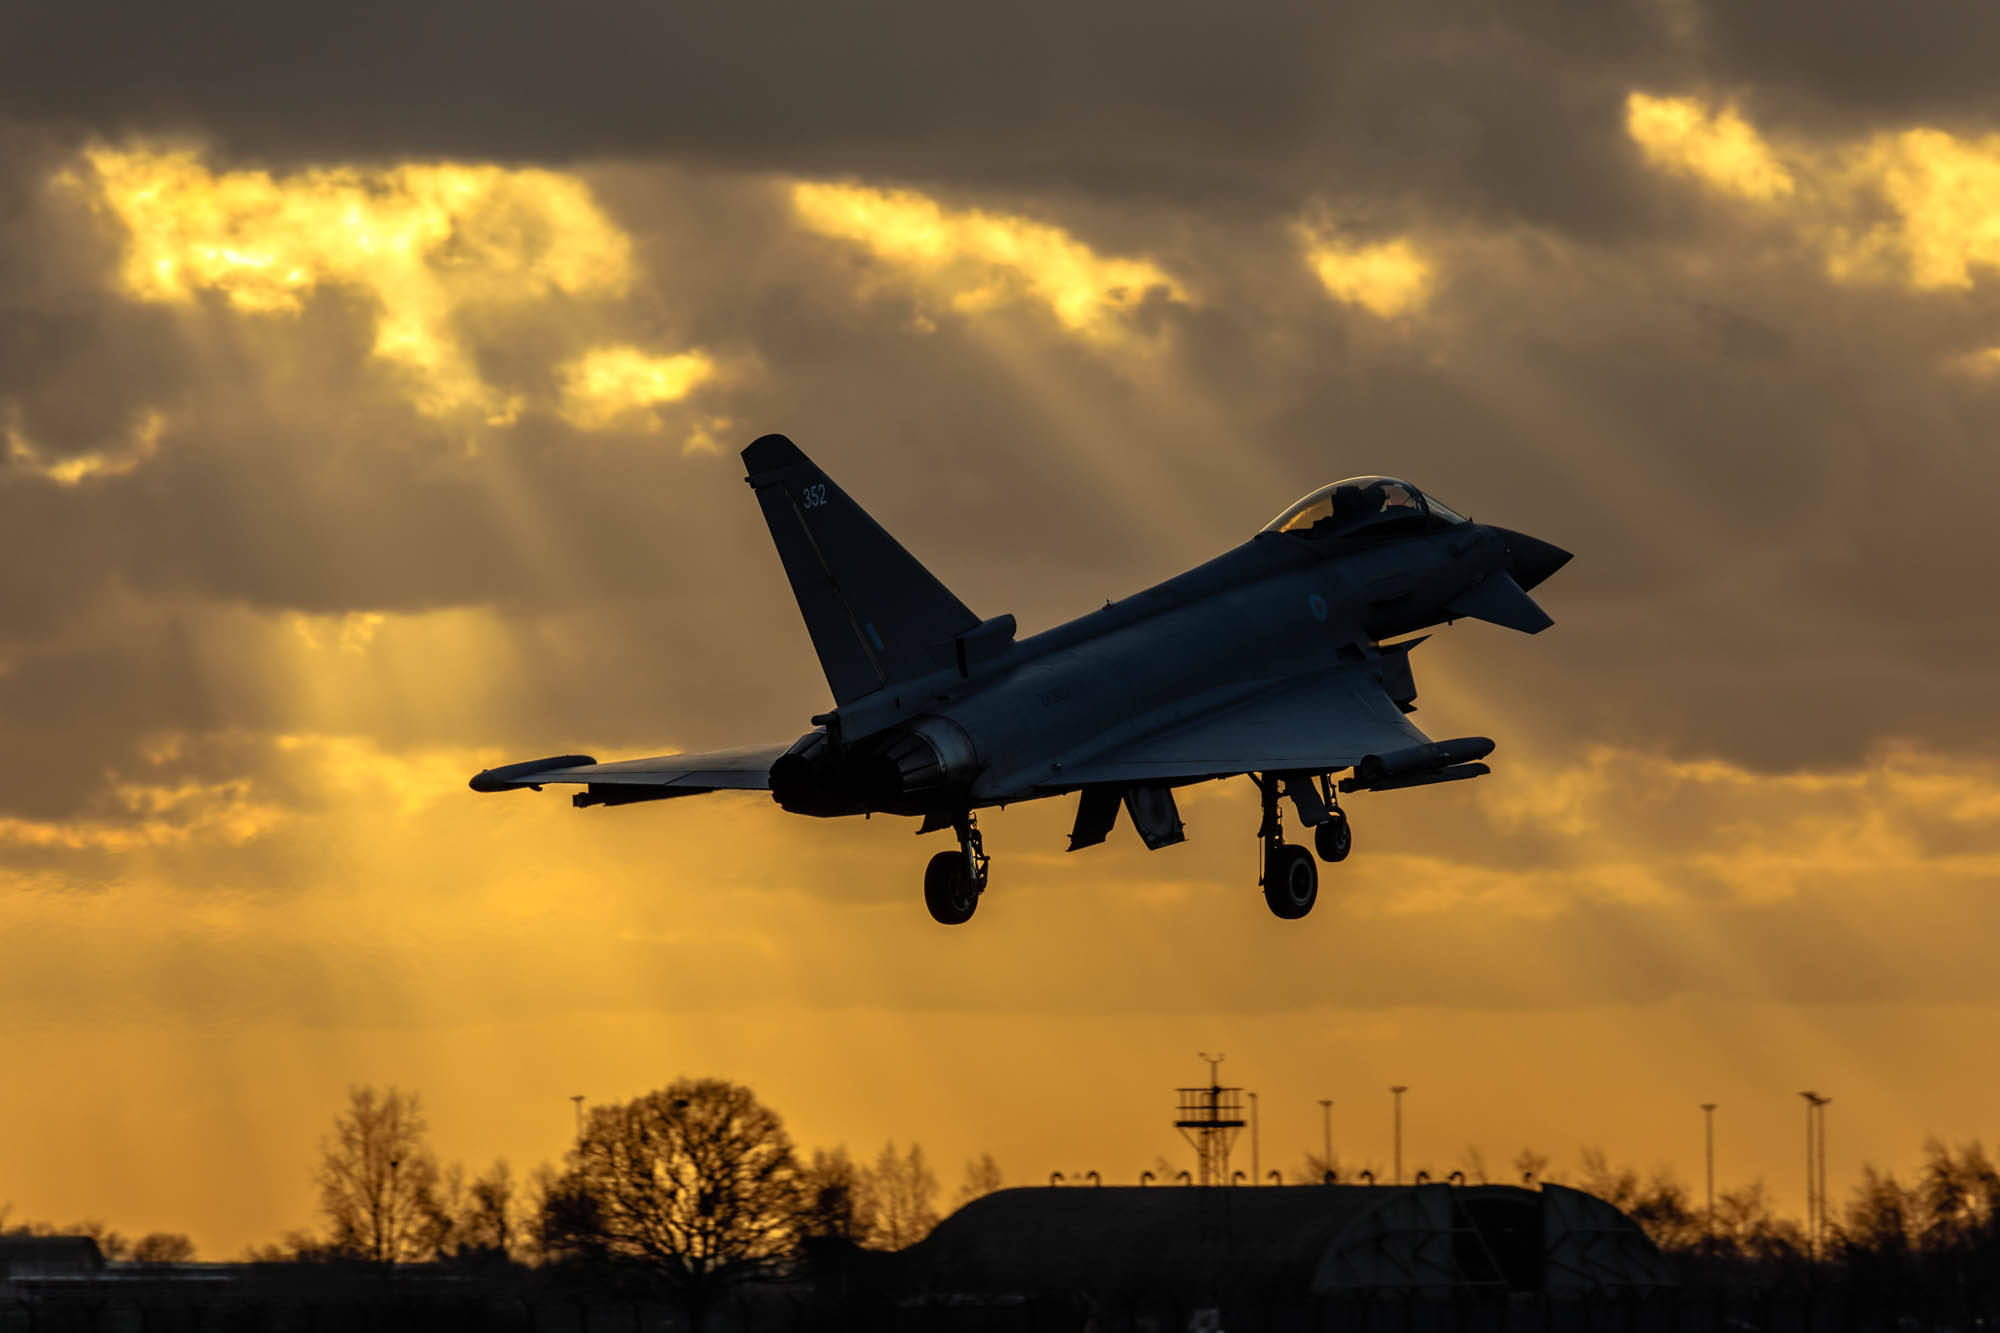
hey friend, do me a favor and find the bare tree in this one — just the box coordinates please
[1843,1164,1916,1258]
[523,1162,596,1266]
[552,1077,802,1321]
[1513,1148,1552,1185]
[0,1212,131,1259]
[1714,1180,1805,1262]
[451,1159,517,1262]
[315,1085,446,1264]
[1289,1152,1339,1183]
[1919,1138,2000,1254]
[955,1152,1004,1207]
[242,1231,342,1264]
[867,1141,939,1249]
[799,1146,875,1242]
[132,1233,197,1265]
[1577,1148,1700,1252]
[67,1220,129,1261]
[531,1163,609,1265]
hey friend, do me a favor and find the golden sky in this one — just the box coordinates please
[4,2,2000,1258]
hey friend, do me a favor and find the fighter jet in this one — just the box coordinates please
[471,434,1570,924]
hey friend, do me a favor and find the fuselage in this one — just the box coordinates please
[775,516,1528,818]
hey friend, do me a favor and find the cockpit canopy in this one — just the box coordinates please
[1261,476,1468,539]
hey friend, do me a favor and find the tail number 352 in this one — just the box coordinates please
[800,484,829,509]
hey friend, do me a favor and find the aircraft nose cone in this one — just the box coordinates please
[1491,527,1572,591]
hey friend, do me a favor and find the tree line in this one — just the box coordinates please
[9,1077,2000,1316]
[1291,1135,2000,1304]
[242,1079,999,1320]
[0,1207,193,1266]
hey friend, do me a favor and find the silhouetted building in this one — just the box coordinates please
[895,1182,1669,1305]
[0,1236,104,1281]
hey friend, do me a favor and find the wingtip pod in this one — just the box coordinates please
[1344,736,1494,791]
[468,754,596,792]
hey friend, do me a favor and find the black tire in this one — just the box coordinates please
[924,850,980,925]
[1314,813,1352,863]
[1263,843,1318,919]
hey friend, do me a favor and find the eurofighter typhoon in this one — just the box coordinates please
[471,434,1571,924]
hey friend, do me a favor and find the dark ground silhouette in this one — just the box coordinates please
[5,1079,1998,1330]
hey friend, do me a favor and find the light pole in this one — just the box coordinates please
[1815,1095,1831,1254]
[1700,1103,1718,1241]
[1798,1091,1816,1256]
[1390,1086,1407,1185]
[1319,1099,1333,1175]
[1799,1091,1829,1257]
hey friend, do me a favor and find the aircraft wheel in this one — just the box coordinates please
[1314,812,1352,863]
[924,850,980,925]
[1263,843,1318,920]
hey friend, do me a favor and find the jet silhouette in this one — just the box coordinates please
[472,434,1571,924]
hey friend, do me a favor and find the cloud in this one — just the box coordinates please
[5,407,166,485]
[789,180,1189,342]
[0,775,283,853]
[1300,232,1435,317]
[286,611,387,655]
[1625,93,1795,201]
[556,346,717,431]
[1463,745,2000,909]
[72,145,642,422]
[1627,92,2000,295]
[1843,128,2000,290]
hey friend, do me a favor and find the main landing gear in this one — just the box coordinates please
[1257,773,1351,920]
[924,812,989,925]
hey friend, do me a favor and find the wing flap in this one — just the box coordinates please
[1042,668,1433,789]
[469,742,788,794]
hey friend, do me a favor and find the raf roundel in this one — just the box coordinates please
[1308,593,1328,622]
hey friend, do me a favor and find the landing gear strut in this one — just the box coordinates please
[1315,812,1352,863]
[1315,777,1352,863]
[1257,774,1318,920]
[924,812,989,925]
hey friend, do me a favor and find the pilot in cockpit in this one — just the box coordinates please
[1328,483,1371,530]
[1262,476,1464,540]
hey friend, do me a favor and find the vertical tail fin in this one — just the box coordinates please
[742,434,980,705]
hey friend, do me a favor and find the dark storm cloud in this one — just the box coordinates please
[4,0,2000,838]
[1695,1,2000,135]
[0,0,1702,236]
[0,127,192,464]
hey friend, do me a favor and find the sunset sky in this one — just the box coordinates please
[5,1,2000,1257]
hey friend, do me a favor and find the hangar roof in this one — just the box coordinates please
[900,1182,1669,1299]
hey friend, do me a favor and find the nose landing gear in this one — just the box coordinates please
[924,812,989,925]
